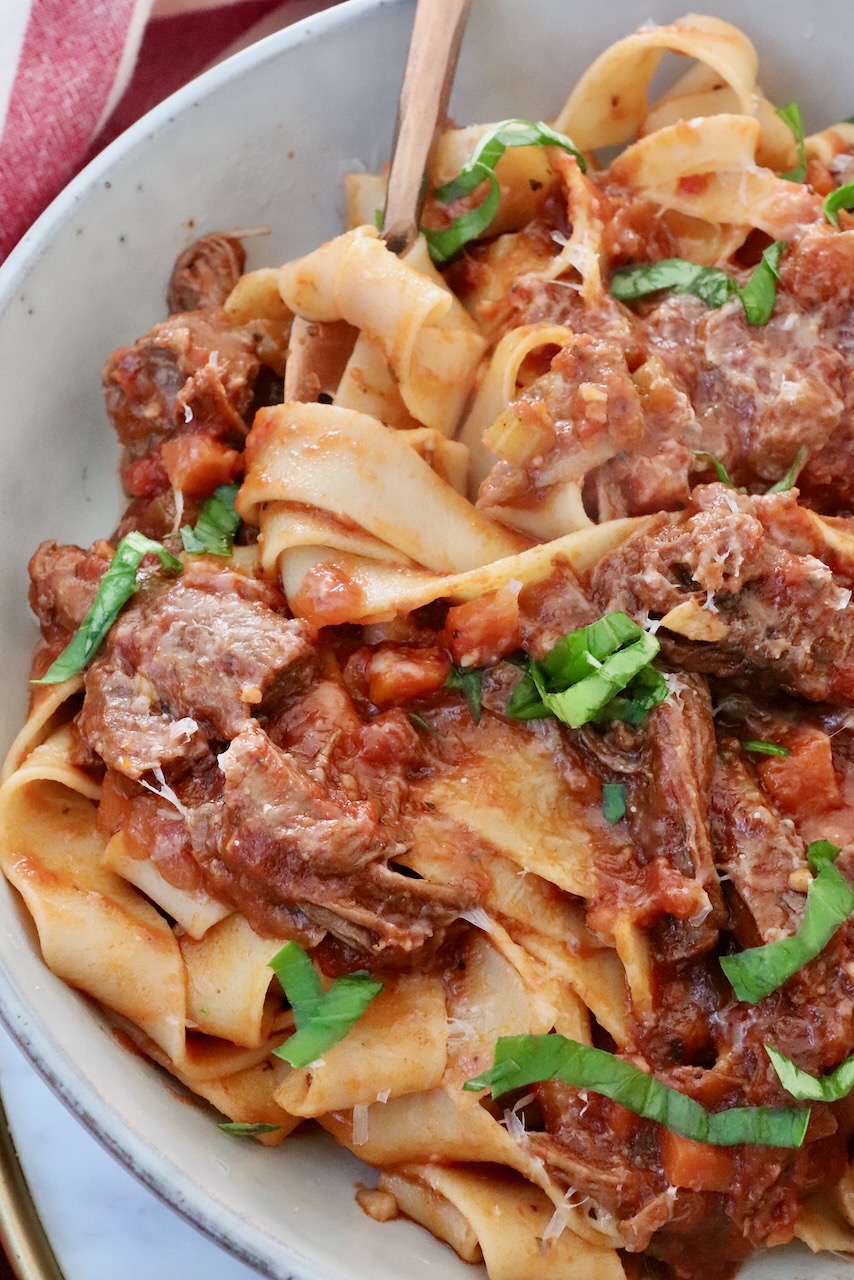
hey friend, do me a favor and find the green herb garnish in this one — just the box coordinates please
[610,241,787,327]
[740,740,792,758]
[720,840,853,1003]
[735,240,787,326]
[602,782,627,824]
[823,182,854,228]
[423,119,586,264]
[270,941,382,1070]
[766,1044,854,1103]
[218,1122,282,1136]
[506,612,666,730]
[180,483,241,556]
[445,666,484,724]
[465,1034,809,1148]
[776,102,807,183]
[766,446,808,494]
[33,532,182,685]
[408,711,444,738]
[691,450,739,489]
[610,259,733,309]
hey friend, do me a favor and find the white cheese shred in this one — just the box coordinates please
[352,1104,370,1147]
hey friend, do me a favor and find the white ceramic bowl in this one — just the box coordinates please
[1,2,853,1277]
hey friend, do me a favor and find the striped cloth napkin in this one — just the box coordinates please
[0,0,335,264]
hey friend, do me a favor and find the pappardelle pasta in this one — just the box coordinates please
[8,14,854,1279]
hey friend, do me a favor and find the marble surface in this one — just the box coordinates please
[0,1023,266,1280]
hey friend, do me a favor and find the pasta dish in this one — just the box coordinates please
[7,14,854,1279]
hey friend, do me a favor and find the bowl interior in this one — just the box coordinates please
[1,1,853,1276]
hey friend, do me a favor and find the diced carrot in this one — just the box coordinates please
[161,433,242,496]
[660,1129,734,1193]
[757,728,842,818]
[441,588,521,668]
[367,647,451,707]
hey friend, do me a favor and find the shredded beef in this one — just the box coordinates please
[592,483,854,703]
[166,232,245,314]
[477,330,646,514]
[78,576,314,777]
[581,675,724,961]
[102,308,286,497]
[710,740,810,946]
[183,721,465,957]
[28,539,113,647]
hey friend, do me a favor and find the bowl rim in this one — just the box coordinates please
[0,3,409,1276]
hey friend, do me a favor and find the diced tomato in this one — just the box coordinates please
[441,588,521,668]
[161,433,242,496]
[660,1129,734,1193]
[292,563,367,627]
[677,173,711,197]
[366,647,451,707]
[757,727,842,818]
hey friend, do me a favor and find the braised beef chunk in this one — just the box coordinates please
[184,721,466,956]
[77,577,314,777]
[102,309,286,497]
[592,483,854,702]
[166,232,246,313]
[28,539,113,646]
[710,740,810,946]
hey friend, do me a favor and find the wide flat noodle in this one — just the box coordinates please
[102,830,231,941]
[379,1165,626,1280]
[239,403,525,576]
[275,973,447,1116]
[555,14,758,150]
[179,912,285,1047]
[269,516,650,624]
[1,675,84,782]
[277,227,486,435]
[608,114,822,236]
[0,764,186,1062]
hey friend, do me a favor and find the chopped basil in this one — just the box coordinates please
[598,664,669,728]
[766,1043,854,1103]
[180,483,241,556]
[740,740,791,758]
[602,782,627,824]
[776,102,807,183]
[423,119,586,264]
[720,840,853,1003]
[766,446,808,494]
[610,259,733,309]
[408,711,444,738]
[806,838,842,873]
[506,612,665,731]
[445,666,484,724]
[735,240,787,326]
[218,1122,282,1136]
[464,1034,809,1148]
[610,242,787,327]
[691,450,739,489]
[270,941,382,1070]
[33,532,182,685]
[823,182,854,228]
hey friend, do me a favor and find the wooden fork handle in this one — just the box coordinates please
[382,0,473,256]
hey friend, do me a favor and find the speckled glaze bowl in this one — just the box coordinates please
[0,1,852,1276]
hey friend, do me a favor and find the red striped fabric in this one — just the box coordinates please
[0,0,300,264]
